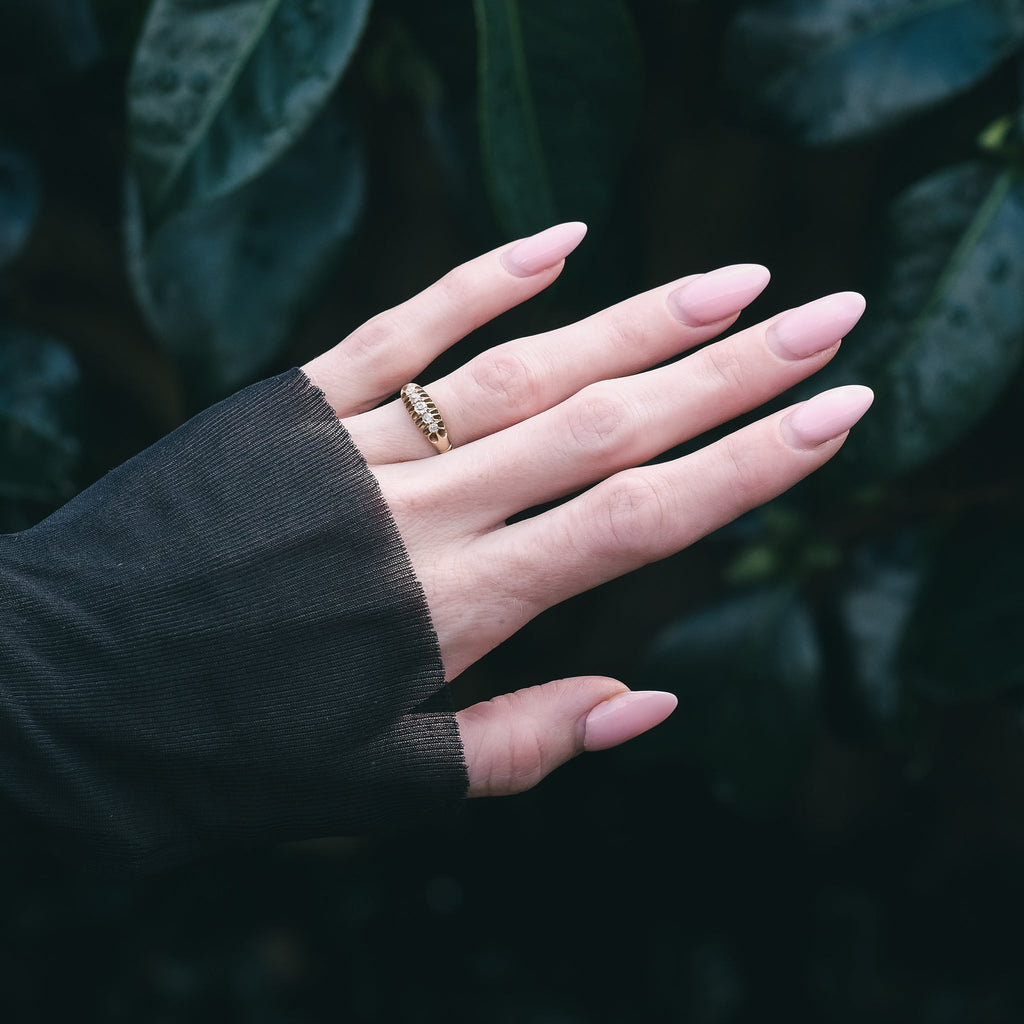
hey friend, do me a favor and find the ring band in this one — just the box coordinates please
[400,383,452,453]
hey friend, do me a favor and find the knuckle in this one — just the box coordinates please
[699,343,746,394]
[345,310,406,363]
[720,433,772,497]
[478,690,549,796]
[566,383,633,454]
[434,263,475,311]
[468,347,542,410]
[590,470,664,562]
[601,305,646,352]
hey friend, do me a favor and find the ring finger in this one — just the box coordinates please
[381,290,865,535]
[345,263,773,464]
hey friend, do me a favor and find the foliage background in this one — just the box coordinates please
[3,0,1024,1020]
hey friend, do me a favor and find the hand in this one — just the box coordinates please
[303,223,871,799]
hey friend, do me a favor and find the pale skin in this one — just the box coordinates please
[303,223,873,801]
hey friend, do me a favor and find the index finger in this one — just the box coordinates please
[303,222,588,416]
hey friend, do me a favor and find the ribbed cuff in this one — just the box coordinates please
[0,369,468,872]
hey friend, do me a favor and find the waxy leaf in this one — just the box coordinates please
[393,4,495,232]
[836,161,1024,478]
[902,519,1024,700]
[128,106,365,398]
[636,587,821,814]
[128,0,371,229]
[0,329,80,513]
[473,0,642,236]
[0,148,39,271]
[0,0,100,78]
[818,533,926,742]
[725,0,1024,145]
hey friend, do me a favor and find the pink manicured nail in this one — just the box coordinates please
[781,385,874,450]
[667,264,770,326]
[583,690,678,752]
[766,292,866,360]
[500,222,588,277]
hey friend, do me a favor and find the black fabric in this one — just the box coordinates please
[0,368,468,872]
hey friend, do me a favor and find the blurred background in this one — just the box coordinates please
[3,0,1024,1020]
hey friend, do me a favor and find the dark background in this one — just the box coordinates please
[3,1,1024,1020]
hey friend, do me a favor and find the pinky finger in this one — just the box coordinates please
[494,385,874,612]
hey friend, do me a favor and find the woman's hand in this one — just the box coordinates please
[303,224,871,799]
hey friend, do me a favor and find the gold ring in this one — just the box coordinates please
[400,383,452,453]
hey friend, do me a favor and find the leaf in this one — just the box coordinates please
[91,0,150,60]
[384,5,496,233]
[0,328,80,515]
[473,0,643,236]
[127,104,365,399]
[0,0,101,78]
[901,517,1024,699]
[128,0,372,230]
[1019,52,1024,134]
[725,0,1024,145]
[635,587,821,814]
[833,161,1024,478]
[0,148,40,271]
[818,532,926,742]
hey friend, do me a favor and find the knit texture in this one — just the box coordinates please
[0,369,468,872]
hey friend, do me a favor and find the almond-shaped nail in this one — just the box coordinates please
[667,264,771,326]
[766,292,866,360]
[500,221,588,277]
[781,385,874,450]
[583,690,678,752]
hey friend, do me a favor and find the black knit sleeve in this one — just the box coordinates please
[0,368,468,873]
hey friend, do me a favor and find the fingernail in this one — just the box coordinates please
[583,690,678,752]
[766,292,866,360]
[667,264,770,326]
[500,221,588,277]
[781,385,874,450]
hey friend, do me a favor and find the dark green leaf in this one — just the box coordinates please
[635,587,821,814]
[127,105,365,399]
[128,0,371,229]
[387,5,497,235]
[0,328,80,515]
[91,0,149,60]
[834,161,1024,478]
[1019,52,1024,134]
[473,0,643,236]
[725,0,1024,145]
[902,518,1024,699]
[819,533,926,742]
[0,0,100,79]
[0,148,39,271]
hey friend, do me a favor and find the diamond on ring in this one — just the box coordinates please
[400,383,452,454]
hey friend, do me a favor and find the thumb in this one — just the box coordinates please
[456,676,678,798]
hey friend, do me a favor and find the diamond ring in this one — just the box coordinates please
[400,383,452,454]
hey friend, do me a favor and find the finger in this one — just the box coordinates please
[494,386,875,614]
[347,264,772,464]
[303,222,588,417]
[419,291,865,529]
[456,677,677,798]
[403,386,873,680]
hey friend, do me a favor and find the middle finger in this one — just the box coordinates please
[393,290,865,532]
[346,264,771,464]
